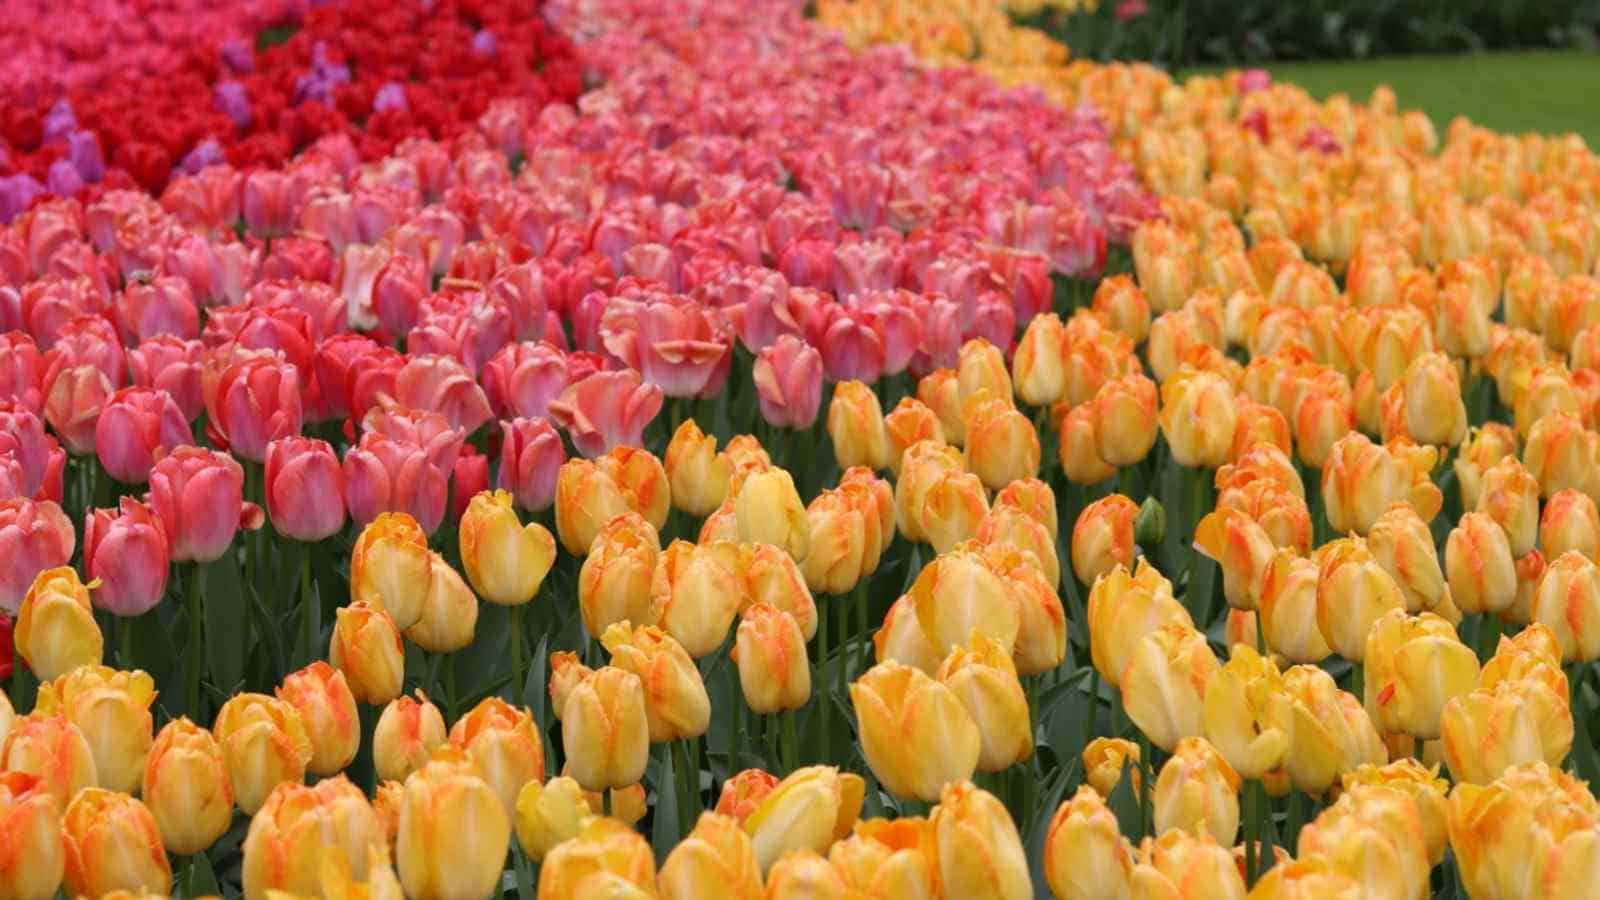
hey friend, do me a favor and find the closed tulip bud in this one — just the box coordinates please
[743,764,864,875]
[1297,784,1430,900]
[742,542,818,641]
[827,380,891,471]
[664,420,730,517]
[1543,489,1600,562]
[404,552,478,653]
[756,335,824,429]
[596,446,671,532]
[1445,511,1518,616]
[1363,608,1479,740]
[372,691,447,784]
[1121,623,1220,753]
[1531,550,1600,662]
[1083,737,1141,799]
[61,788,170,898]
[916,468,989,555]
[1396,352,1468,446]
[851,661,979,803]
[992,477,1058,540]
[330,601,405,706]
[444,697,545,822]
[275,662,359,777]
[1044,787,1135,900]
[349,513,430,630]
[0,713,97,808]
[603,621,712,740]
[1130,830,1246,900]
[1523,411,1595,500]
[554,458,632,556]
[1152,737,1241,845]
[1255,552,1331,664]
[936,634,1031,772]
[1071,495,1137,587]
[1441,677,1574,785]
[735,468,810,561]
[13,566,102,681]
[1448,762,1600,900]
[734,604,811,715]
[0,497,74,617]
[213,693,312,815]
[884,397,946,477]
[0,772,66,900]
[957,339,1012,404]
[1093,274,1152,344]
[764,848,848,899]
[142,718,232,855]
[1315,537,1406,662]
[1454,424,1519,511]
[34,665,155,794]
[919,368,966,446]
[1057,403,1117,485]
[1160,369,1239,469]
[802,489,867,595]
[1203,645,1292,780]
[1477,457,1540,557]
[547,653,593,725]
[1193,508,1276,612]
[396,752,512,900]
[241,777,384,900]
[1368,504,1449,613]
[1088,561,1191,687]
[264,436,345,541]
[715,769,780,825]
[579,513,660,638]
[928,781,1030,900]
[909,548,1019,656]
[562,666,649,792]
[1012,314,1068,407]
[459,490,555,606]
[1093,373,1160,467]
[514,776,591,863]
[83,497,169,618]
[651,539,746,658]
[661,812,764,900]
[963,397,1039,491]
[1338,759,1451,865]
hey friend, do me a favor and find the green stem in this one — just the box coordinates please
[675,739,694,833]
[446,654,459,723]
[1137,730,1153,840]
[1351,661,1364,706]
[1254,608,1266,656]
[300,546,316,666]
[602,785,613,817]
[782,710,799,774]
[510,603,527,701]
[119,614,134,669]
[853,581,869,680]
[819,598,831,759]
[1245,780,1260,884]
[1081,670,1100,760]
[185,567,202,717]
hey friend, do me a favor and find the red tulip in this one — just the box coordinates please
[128,336,205,422]
[599,292,733,398]
[0,402,65,502]
[395,353,493,434]
[818,306,886,383]
[0,497,74,614]
[482,341,570,421]
[548,369,663,458]
[94,387,193,483]
[497,417,565,512]
[115,276,198,345]
[258,237,335,284]
[452,447,489,523]
[84,496,169,616]
[203,305,316,378]
[754,335,823,429]
[149,446,263,563]
[0,330,46,412]
[265,436,346,542]
[343,432,450,534]
[206,355,302,463]
[313,333,386,421]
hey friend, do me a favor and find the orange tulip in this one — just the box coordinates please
[33,665,155,795]
[547,652,593,724]
[1088,560,1191,687]
[744,765,864,873]
[61,788,170,898]
[828,380,891,471]
[1152,737,1241,845]
[1129,830,1246,900]
[212,693,313,815]
[873,594,944,674]
[0,712,97,808]
[0,772,66,900]
[602,621,712,739]
[1193,507,1275,612]
[1542,489,1600,562]
[560,665,649,792]
[276,661,360,777]
[651,539,747,658]
[1121,622,1220,752]
[916,468,990,554]
[329,601,405,705]
[1044,787,1136,900]
[742,541,818,641]
[802,488,868,596]
[908,548,1019,656]
[963,396,1039,490]
[1337,759,1450,865]
[553,457,633,556]
[850,661,979,802]
[1070,495,1138,587]
[1297,784,1430,900]
[734,603,812,714]
[976,503,1060,588]
[578,512,661,639]
[1453,424,1519,510]
[1367,504,1449,614]
[930,781,1032,900]
[448,697,546,819]
[1093,274,1152,344]
[1320,433,1441,536]
[372,691,447,783]
[1056,402,1117,485]
[348,513,431,630]
[1523,410,1595,500]
[957,339,1013,407]
[240,777,384,900]
[1083,737,1142,799]
[1476,457,1540,557]
[665,419,731,517]
[715,768,780,825]
[1445,511,1517,617]
[1160,368,1239,469]
[936,634,1032,772]
[1203,645,1292,780]
[764,849,848,899]
[1531,550,1600,662]
[829,816,938,900]
[1447,762,1600,898]
[1092,373,1160,467]
[142,717,233,855]
[661,812,764,900]
[883,397,947,476]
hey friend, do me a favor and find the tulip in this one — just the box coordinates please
[0,499,74,616]
[1248,854,1362,898]
[0,771,66,900]
[1477,457,1540,557]
[569,776,648,830]
[661,812,765,900]
[1087,561,1191,687]
[240,777,384,900]
[744,765,864,873]
[537,814,657,898]
[651,539,747,658]
[93,387,191,483]
[1297,784,1430,900]
[448,697,546,820]
[802,488,868,596]
[1122,622,1221,752]
[0,405,66,505]
[851,661,979,802]
[1092,373,1160,467]
[497,417,565,513]
[1531,550,1600,662]
[548,368,664,458]
[909,548,1019,656]
[884,397,947,476]
[1202,645,1292,780]
[734,603,812,715]
[602,621,712,740]
[894,440,963,543]
[1447,762,1600,898]
[80,496,167,620]
[735,467,810,561]
[329,601,405,705]
[1092,275,1152,343]
[125,336,204,421]
[1011,314,1069,409]
[1280,665,1387,795]
[1070,495,1137,587]
[828,815,938,899]
[1442,676,1574,785]
[915,467,989,554]
[1393,352,1468,446]
[481,341,569,422]
[764,849,848,899]
[343,432,451,536]
[1314,537,1406,662]
[149,446,261,563]
[207,355,302,463]
[754,335,823,429]
[1045,790,1139,900]
[1453,424,1518,511]
[1542,489,1600,562]
[1363,608,1479,740]
[1129,830,1246,900]
[963,396,1039,491]
[1194,507,1276,612]
[33,665,155,795]
[459,490,556,606]
[60,788,170,897]
[1160,369,1239,468]
[274,662,360,777]
[1083,737,1141,799]
[562,665,650,792]
[1152,737,1241,845]
[1321,433,1442,536]
[579,513,661,638]
[1523,411,1595,500]
[404,552,479,653]
[263,436,345,542]
[396,752,513,900]
[213,693,312,815]
[1367,504,1448,614]
[925,781,1030,900]
[596,445,671,532]
[714,768,780,826]
[874,594,944,674]
[372,691,447,784]
[1254,552,1331,664]
[822,379,890,472]
[348,513,429,630]
[554,458,633,556]
[664,420,731,517]
[977,503,1061,588]
[13,566,102,680]
[936,634,1031,772]
[142,717,232,855]
[1445,511,1517,616]
[0,712,97,808]
[514,776,590,863]
[1337,759,1451,865]
[41,362,110,456]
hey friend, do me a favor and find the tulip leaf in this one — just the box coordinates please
[201,555,249,697]
[651,743,681,865]
[1024,760,1078,900]
[187,852,221,897]
[1107,758,1143,841]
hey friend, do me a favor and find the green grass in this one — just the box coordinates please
[1197,50,1600,148]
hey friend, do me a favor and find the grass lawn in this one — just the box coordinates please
[1195,50,1600,148]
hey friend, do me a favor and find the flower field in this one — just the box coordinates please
[2,0,1599,896]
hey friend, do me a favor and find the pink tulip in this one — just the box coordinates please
[47,313,124,385]
[852,291,921,377]
[114,276,199,345]
[206,355,303,463]
[487,261,552,341]
[818,307,885,383]
[569,290,607,354]
[395,353,493,434]
[548,369,663,458]
[717,268,803,353]
[94,387,193,483]
[18,276,98,349]
[0,497,74,614]
[910,295,963,376]
[451,447,489,523]
[600,292,734,398]
[161,231,258,307]
[84,497,170,616]
[0,403,64,502]
[203,305,315,377]
[754,335,823,429]
[337,243,426,337]
[241,170,296,237]
[967,292,1017,354]
[497,417,565,512]
[407,291,515,375]
[245,278,347,343]
[43,362,112,454]
[0,330,45,412]
[778,238,835,290]
[128,335,205,421]
[160,165,241,235]
[265,436,346,542]
[343,432,450,534]
[149,446,262,563]
[258,236,335,284]
[481,341,570,421]
[359,407,465,475]
[832,241,899,301]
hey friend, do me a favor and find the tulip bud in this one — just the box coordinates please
[1279,664,1387,795]
[1363,608,1480,740]
[404,552,478,653]
[1523,410,1595,500]
[561,665,649,792]
[1056,403,1117,485]
[579,512,661,639]
[83,497,169,618]
[963,396,1039,491]
[1395,352,1468,446]
[264,436,346,541]
[1193,507,1275,612]
[1092,373,1160,467]
[459,490,556,606]
[874,594,944,674]
[1531,550,1600,662]
[1451,425,1518,513]
[1152,737,1241,845]
[915,468,989,555]
[733,603,811,715]
[755,335,823,429]
[602,620,712,740]
[513,776,590,863]
[447,697,545,820]
[826,815,937,899]
[0,497,74,616]
[330,601,405,705]
[547,652,593,725]
[396,752,513,900]
[1477,457,1540,557]
[651,539,746,658]
[660,811,765,900]
[1044,786,1136,900]
[742,541,819,641]
[1336,759,1450,865]
[273,662,360,778]
[1071,495,1137,587]
[34,665,155,794]
[213,693,312,815]
[0,771,66,900]
[827,380,891,471]
[13,566,102,681]
[884,397,946,477]
[802,488,868,595]
[1368,504,1448,614]
[1082,737,1141,799]
[1445,511,1518,616]
[570,776,648,829]
[1130,830,1246,900]
[0,712,97,808]
[664,420,731,517]
[1251,551,1330,664]
[349,513,430,631]
[142,718,232,855]
[1160,369,1239,469]
[1320,433,1441,536]
[1088,561,1191,687]
[1121,623,1221,752]
[935,634,1031,773]
[1541,489,1600,562]
[241,777,384,900]
[851,661,979,803]
[1315,537,1407,662]
[1202,645,1292,780]
[554,458,633,556]
[928,781,1031,900]
[977,503,1060,588]
[734,468,810,561]
[497,416,565,514]
[909,548,1019,657]
[94,387,192,484]
[1297,784,1431,900]
[372,691,447,784]
[1093,275,1152,343]
[61,788,171,897]
[744,765,864,873]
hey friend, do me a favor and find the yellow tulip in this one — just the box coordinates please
[561,666,649,792]
[514,776,591,863]
[1531,550,1600,662]
[372,691,447,783]
[734,603,812,715]
[908,548,1019,657]
[349,513,430,629]
[851,661,979,802]
[554,457,633,556]
[931,781,1031,900]
[1297,784,1430,900]
[212,693,313,815]
[1043,786,1136,900]
[275,661,360,777]
[829,816,938,900]
[963,396,1040,491]
[666,420,732,517]
[1129,830,1246,900]
[742,541,818,641]
[660,812,764,900]
[396,752,513,900]
[34,665,156,794]
[936,633,1032,772]
[448,697,546,819]
[884,397,947,477]
[828,380,891,471]
[0,712,97,808]
[801,488,868,596]
[1083,737,1141,800]
[1541,488,1600,562]
[1070,495,1138,588]
[1314,537,1406,662]
[1203,645,1291,780]
[329,601,405,705]
[1338,759,1451,865]
[1160,368,1239,469]
[1441,677,1573,785]
[603,620,712,739]
[61,788,171,898]
[1152,737,1240,845]
[1088,561,1192,687]
[1013,313,1069,407]
[1363,608,1480,740]
[763,849,848,900]
[734,468,810,561]
[142,717,233,855]
[241,777,384,900]
[1245,854,1360,899]
[13,566,102,681]
[1121,622,1220,752]
[0,771,66,900]
[1447,762,1600,899]
[651,539,748,658]
[744,765,864,873]
[458,490,556,606]
[403,552,478,653]
[578,512,661,639]
[1367,504,1449,614]
[1280,665,1386,795]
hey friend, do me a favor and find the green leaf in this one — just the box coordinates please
[187,851,221,898]
[651,744,681,866]
[201,555,249,695]
[1107,758,1143,842]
